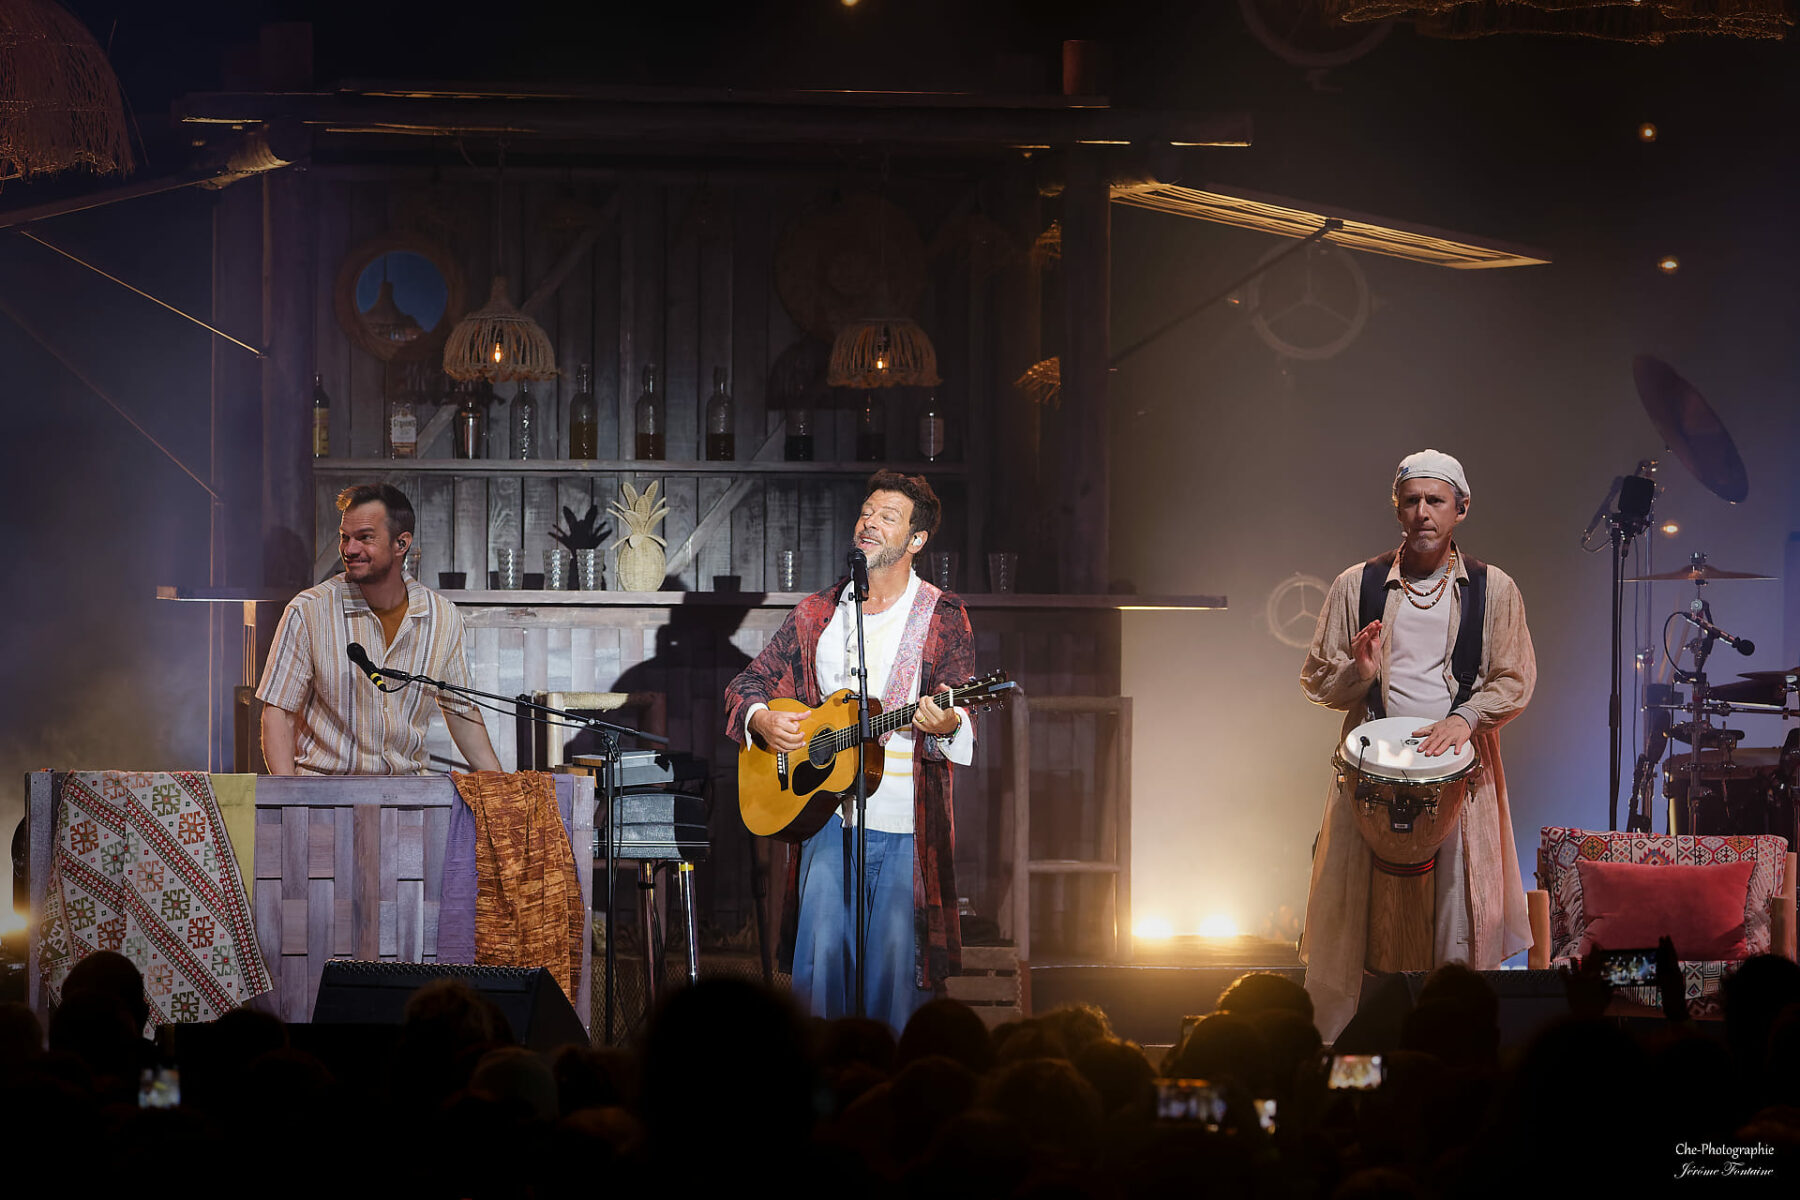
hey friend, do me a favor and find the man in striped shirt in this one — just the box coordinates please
[256,483,501,776]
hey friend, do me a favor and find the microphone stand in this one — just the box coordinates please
[357,657,666,1044]
[1602,497,1651,833]
[847,555,873,1020]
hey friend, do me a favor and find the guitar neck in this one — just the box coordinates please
[863,684,970,740]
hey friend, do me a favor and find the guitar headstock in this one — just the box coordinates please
[952,669,1016,709]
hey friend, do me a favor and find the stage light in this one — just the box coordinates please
[0,909,23,935]
[1134,916,1175,939]
[1661,522,1680,535]
[1657,255,1680,274]
[1197,913,1239,938]
[841,0,860,6]
[1637,123,1658,142]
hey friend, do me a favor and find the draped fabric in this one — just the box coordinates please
[39,771,271,1023]
[725,578,977,991]
[1299,550,1537,1041]
[450,771,585,1003]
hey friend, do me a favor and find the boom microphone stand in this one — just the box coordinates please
[345,644,667,1043]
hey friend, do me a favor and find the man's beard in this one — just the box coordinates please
[865,541,905,570]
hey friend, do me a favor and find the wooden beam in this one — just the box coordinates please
[1056,149,1111,594]
[175,92,1252,151]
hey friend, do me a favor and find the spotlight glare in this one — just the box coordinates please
[1198,913,1239,939]
[1657,255,1680,274]
[1637,122,1658,142]
[1134,916,1175,940]
[1,909,24,935]
[1661,522,1680,535]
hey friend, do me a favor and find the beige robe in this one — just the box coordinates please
[1299,548,1537,1041]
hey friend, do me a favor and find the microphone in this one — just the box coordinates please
[346,642,387,686]
[848,547,869,602]
[1683,603,1755,656]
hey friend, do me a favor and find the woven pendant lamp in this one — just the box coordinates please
[827,316,942,389]
[443,148,558,383]
[442,275,559,383]
[0,0,133,182]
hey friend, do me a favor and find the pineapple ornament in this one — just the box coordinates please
[610,479,670,591]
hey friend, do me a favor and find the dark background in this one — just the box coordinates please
[5,1,1797,939]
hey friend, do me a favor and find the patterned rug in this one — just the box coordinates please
[39,771,272,1023]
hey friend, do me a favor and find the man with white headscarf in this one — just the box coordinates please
[1298,450,1537,1041]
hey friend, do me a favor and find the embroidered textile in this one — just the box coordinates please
[451,771,585,1003]
[878,579,942,745]
[39,771,272,1023]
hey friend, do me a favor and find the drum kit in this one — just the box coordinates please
[1330,355,1795,973]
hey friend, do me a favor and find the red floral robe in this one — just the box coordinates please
[725,578,976,991]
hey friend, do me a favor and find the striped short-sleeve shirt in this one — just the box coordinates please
[255,574,479,775]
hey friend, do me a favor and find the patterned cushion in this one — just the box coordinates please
[1538,827,1789,962]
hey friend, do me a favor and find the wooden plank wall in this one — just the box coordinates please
[424,603,1121,949]
[311,173,989,592]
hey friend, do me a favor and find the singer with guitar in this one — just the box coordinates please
[725,471,976,1029]
[256,483,501,775]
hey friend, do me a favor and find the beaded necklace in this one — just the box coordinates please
[1397,542,1456,610]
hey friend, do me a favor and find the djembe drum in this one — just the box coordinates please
[1334,716,1477,973]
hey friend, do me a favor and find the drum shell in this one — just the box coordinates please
[1340,769,1470,865]
[1664,749,1796,839]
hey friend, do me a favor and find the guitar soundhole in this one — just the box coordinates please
[807,733,834,769]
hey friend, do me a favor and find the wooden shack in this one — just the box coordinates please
[159,61,1239,989]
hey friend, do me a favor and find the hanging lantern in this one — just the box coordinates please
[0,0,134,182]
[442,276,559,383]
[827,316,941,389]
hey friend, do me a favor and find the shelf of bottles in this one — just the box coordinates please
[311,361,965,476]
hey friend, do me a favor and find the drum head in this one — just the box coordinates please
[1341,716,1476,783]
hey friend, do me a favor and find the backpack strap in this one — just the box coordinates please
[1358,551,1397,719]
[1450,554,1488,711]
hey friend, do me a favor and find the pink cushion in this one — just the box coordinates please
[1574,859,1753,961]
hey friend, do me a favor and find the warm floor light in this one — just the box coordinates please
[1197,914,1240,938]
[1134,916,1175,939]
[1,908,25,935]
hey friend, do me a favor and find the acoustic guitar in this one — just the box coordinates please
[738,670,1016,842]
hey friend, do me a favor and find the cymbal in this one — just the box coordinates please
[1735,668,1800,684]
[1633,355,1749,504]
[1623,562,1772,583]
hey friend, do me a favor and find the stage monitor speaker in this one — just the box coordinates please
[1333,968,1571,1054]
[312,961,588,1052]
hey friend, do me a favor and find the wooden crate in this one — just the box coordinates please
[944,943,1025,1027]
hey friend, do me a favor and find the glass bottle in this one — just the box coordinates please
[387,392,417,459]
[634,364,665,460]
[512,381,540,459]
[312,374,331,458]
[452,388,485,459]
[855,392,886,463]
[703,367,735,461]
[569,363,598,460]
[918,393,946,462]
[784,407,815,462]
